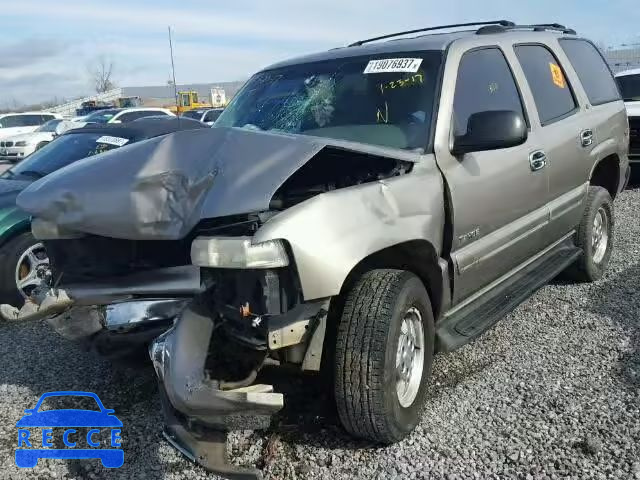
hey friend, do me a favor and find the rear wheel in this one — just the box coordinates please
[0,232,49,304]
[334,269,434,444]
[565,186,614,282]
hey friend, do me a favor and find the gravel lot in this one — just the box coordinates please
[1,184,638,480]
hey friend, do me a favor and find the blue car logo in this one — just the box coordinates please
[15,391,123,468]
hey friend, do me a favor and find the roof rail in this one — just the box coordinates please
[348,20,515,47]
[476,23,576,35]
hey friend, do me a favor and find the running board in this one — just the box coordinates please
[436,244,581,352]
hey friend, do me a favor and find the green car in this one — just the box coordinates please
[0,118,206,304]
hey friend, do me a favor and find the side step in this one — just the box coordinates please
[436,244,581,352]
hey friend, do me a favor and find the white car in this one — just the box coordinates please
[615,69,640,165]
[0,112,62,140]
[181,108,224,125]
[0,119,84,163]
[80,107,175,125]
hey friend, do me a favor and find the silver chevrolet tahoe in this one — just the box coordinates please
[13,20,630,479]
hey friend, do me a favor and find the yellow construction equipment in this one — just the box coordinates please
[170,91,212,114]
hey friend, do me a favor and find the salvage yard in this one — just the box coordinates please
[0,182,638,480]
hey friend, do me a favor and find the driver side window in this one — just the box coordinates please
[453,48,526,137]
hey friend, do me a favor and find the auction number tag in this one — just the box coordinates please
[364,58,423,74]
[96,136,129,147]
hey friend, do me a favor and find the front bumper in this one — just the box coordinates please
[0,145,35,162]
[151,302,284,480]
[150,291,329,479]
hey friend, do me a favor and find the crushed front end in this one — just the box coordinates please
[150,233,329,480]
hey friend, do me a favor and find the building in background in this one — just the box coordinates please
[122,81,244,109]
[603,44,640,74]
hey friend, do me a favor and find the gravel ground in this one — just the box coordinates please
[1,185,638,480]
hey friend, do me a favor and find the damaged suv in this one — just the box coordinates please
[13,21,629,479]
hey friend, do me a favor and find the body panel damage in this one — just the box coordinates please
[17,127,421,241]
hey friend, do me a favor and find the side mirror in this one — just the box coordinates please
[452,110,527,156]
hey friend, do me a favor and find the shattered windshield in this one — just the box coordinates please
[616,73,640,101]
[216,51,443,151]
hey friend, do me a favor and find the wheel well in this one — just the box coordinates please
[339,240,444,320]
[590,155,620,199]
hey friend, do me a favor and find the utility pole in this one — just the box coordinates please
[168,26,179,112]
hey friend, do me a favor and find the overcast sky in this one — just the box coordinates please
[1,0,639,107]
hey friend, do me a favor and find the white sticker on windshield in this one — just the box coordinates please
[95,135,129,147]
[363,58,423,74]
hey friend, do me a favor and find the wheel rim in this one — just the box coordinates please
[15,243,49,298]
[592,207,609,265]
[395,306,425,408]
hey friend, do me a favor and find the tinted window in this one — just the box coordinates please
[203,110,222,122]
[84,109,122,124]
[514,45,577,124]
[41,114,56,122]
[1,133,130,180]
[616,73,640,101]
[560,39,621,105]
[453,48,525,138]
[182,110,204,120]
[216,51,443,150]
[0,115,42,128]
[119,111,168,122]
[36,119,63,132]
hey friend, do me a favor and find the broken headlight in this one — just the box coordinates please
[190,236,289,269]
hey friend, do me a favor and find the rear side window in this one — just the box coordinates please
[118,111,165,122]
[0,115,40,127]
[559,39,621,105]
[514,45,577,125]
[453,48,525,137]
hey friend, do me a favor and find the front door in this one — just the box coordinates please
[434,46,550,303]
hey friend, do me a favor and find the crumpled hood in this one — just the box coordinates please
[17,127,418,240]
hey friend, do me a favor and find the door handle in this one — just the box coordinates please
[529,150,547,172]
[580,129,594,147]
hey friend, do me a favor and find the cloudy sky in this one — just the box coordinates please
[1,0,639,107]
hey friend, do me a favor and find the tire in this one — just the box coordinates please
[565,186,614,282]
[334,269,435,444]
[0,232,48,305]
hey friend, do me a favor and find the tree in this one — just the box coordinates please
[89,56,116,93]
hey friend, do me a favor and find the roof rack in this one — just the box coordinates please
[348,20,515,47]
[476,23,576,35]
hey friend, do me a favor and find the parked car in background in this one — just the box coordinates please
[0,120,82,163]
[0,118,207,304]
[615,69,640,167]
[180,108,224,125]
[81,108,175,125]
[0,113,61,140]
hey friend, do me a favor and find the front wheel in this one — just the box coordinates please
[334,269,434,444]
[565,186,614,282]
[0,232,50,305]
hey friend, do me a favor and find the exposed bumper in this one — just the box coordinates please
[49,298,187,358]
[151,302,283,479]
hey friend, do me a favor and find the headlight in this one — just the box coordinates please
[15,141,28,147]
[191,236,289,269]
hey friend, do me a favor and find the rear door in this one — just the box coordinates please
[512,43,586,241]
[434,46,550,303]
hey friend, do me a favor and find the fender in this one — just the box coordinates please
[254,157,446,301]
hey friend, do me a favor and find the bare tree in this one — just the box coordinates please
[89,56,116,93]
